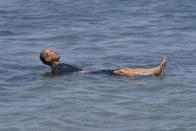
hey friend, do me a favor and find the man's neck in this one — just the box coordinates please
[50,61,60,68]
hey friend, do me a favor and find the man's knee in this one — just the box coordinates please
[113,69,125,75]
[113,68,130,75]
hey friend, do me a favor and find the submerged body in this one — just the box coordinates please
[51,63,82,75]
[51,63,116,75]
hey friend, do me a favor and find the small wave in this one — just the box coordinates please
[0,30,16,36]
[0,10,12,14]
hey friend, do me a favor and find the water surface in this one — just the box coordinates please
[1,0,196,130]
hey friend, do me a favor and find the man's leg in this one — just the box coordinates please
[113,56,166,77]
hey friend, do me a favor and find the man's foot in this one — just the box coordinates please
[160,56,166,74]
[153,56,166,76]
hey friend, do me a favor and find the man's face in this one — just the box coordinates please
[43,49,60,62]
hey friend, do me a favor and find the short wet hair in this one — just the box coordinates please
[40,51,50,65]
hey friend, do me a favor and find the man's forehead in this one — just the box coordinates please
[42,49,52,53]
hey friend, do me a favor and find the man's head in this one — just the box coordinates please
[40,49,60,66]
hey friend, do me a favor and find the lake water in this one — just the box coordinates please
[1,0,196,130]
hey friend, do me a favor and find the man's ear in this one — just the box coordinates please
[45,57,51,62]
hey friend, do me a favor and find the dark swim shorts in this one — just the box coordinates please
[89,69,116,75]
